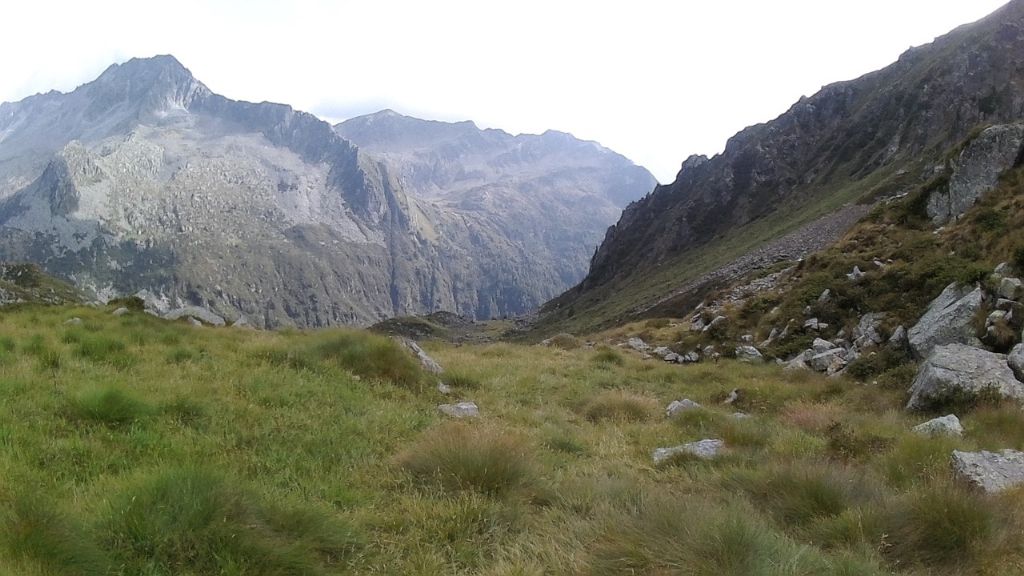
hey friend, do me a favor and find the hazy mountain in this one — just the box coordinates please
[0,56,653,327]
[539,0,1024,333]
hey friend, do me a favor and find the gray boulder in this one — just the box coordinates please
[666,399,702,417]
[846,266,866,282]
[928,123,1024,225]
[907,283,984,359]
[906,344,1024,410]
[888,325,908,350]
[785,350,814,371]
[680,351,700,364]
[951,449,1024,493]
[812,338,835,353]
[735,346,764,363]
[627,337,651,352]
[1009,343,1024,383]
[400,338,443,374]
[999,277,1023,301]
[112,307,130,316]
[652,346,672,359]
[438,401,479,419]
[912,414,963,437]
[652,439,724,464]
[165,305,226,327]
[853,312,886,349]
[702,316,727,334]
[63,317,83,325]
[810,348,847,373]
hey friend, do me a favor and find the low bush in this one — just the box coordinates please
[883,485,993,570]
[591,346,624,366]
[547,333,582,350]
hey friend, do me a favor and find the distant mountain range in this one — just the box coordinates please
[0,56,654,327]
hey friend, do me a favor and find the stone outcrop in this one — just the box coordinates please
[652,439,724,464]
[928,124,1024,225]
[906,344,1024,410]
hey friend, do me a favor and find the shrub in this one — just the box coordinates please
[103,467,362,574]
[581,390,656,423]
[397,423,535,495]
[68,387,151,426]
[106,296,145,311]
[845,349,910,381]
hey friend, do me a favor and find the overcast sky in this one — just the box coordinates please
[0,0,1009,182]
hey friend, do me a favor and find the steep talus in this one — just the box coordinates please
[539,0,1024,334]
[0,57,653,327]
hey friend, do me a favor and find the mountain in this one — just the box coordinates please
[336,109,655,294]
[537,0,1024,335]
[0,56,653,327]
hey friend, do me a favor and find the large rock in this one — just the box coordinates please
[735,346,764,363]
[627,337,651,352]
[666,399,702,417]
[907,283,984,359]
[927,123,1024,225]
[164,305,226,327]
[853,312,886,349]
[438,401,479,419]
[906,344,1024,410]
[1009,343,1024,383]
[913,414,964,437]
[400,338,443,374]
[809,348,847,373]
[951,449,1024,493]
[652,439,724,464]
[999,277,1023,301]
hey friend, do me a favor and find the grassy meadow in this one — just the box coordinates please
[0,305,1023,574]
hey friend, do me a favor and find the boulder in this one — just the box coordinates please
[810,348,847,373]
[1009,343,1024,382]
[913,414,964,437]
[627,337,651,352]
[887,325,908,350]
[818,289,832,303]
[803,318,829,331]
[652,346,672,359]
[664,352,682,363]
[995,262,1013,275]
[906,344,1024,410]
[907,283,984,359]
[436,382,452,395]
[812,338,835,353]
[723,388,740,405]
[785,350,813,371]
[112,307,130,316]
[951,449,1024,493]
[928,123,1024,225]
[63,317,82,325]
[680,351,700,364]
[740,334,754,344]
[701,316,727,334]
[652,439,724,464]
[999,277,1023,301]
[846,266,866,282]
[666,399,702,417]
[165,305,226,327]
[438,401,480,419]
[853,312,886,348]
[735,346,764,363]
[400,338,444,374]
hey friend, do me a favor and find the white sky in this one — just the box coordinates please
[0,0,1010,182]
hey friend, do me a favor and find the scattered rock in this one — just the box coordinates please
[730,412,752,420]
[664,352,681,363]
[652,439,725,464]
[847,266,866,282]
[400,338,444,374]
[818,289,832,303]
[112,307,130,316]
[995,262,1013,276]
[63,317,82,325]
[785,350,813,371]
[652,346,672,359]
[189,318,203,327]
[735,346,764,363]
[680,351,700,364]
[810,348,847,373]
[951,449,1024,493]
[803,318,828,331]
[740,334,754,344]
[701,316,727,334]
[165,305,226,327]
[853,312,886,349]
[723,389,740,405]
[666,399,702,417]
[438,401,480,419]
[436,382,452,395]
[913,414,964,437]
[887,325,908,350]
[907,283,984,359]
[906,344,1024,410]
[702,345,716,357]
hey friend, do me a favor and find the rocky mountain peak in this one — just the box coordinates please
[86,54,210,117]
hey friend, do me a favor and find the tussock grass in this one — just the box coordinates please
[581,390,657,422]
[398,423,536,495]
[68,387,151,425]
[547,333,581,350]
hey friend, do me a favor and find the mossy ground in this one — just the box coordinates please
[1,305,1023,574]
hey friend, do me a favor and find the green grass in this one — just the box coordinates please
[0,304,1022,573]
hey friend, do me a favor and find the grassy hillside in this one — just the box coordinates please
[1,304,1023,574]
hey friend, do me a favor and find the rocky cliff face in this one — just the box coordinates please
[553,0,1024,319]
[0,57,654,327]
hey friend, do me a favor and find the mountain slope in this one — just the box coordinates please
[0,57,652,327]
[538,0,1024,335]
